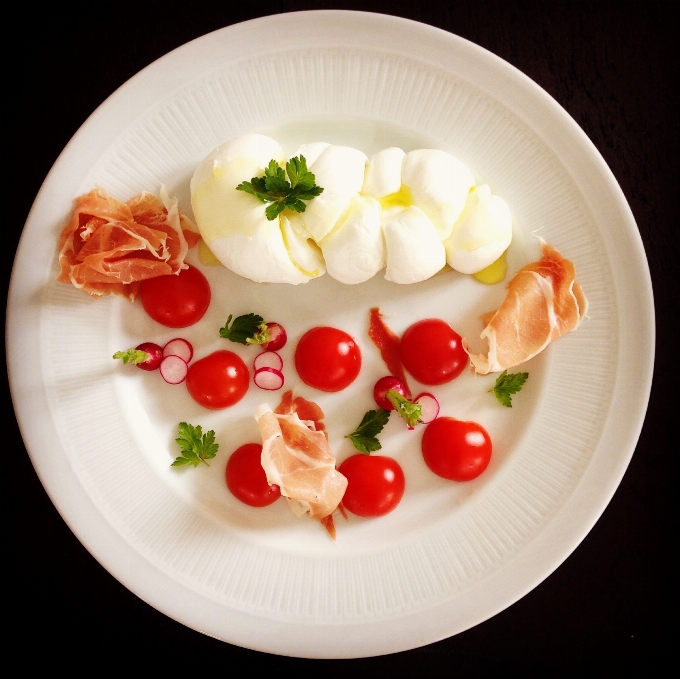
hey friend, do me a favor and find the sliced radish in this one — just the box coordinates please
[253,350,283,372]
[253,367,284,390]
[160,355,189,384]
[163,337,193,363]
[134,342,163,371]
[415,392,440,423]
[262,322,287,351]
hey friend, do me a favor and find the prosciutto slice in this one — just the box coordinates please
[255,391,347,534]
[465,240,588,374]
[57,187,199,300]
[368,307,412,398]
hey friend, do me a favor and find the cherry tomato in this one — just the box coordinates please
[338,454,405,517]
[421,416,492,481]
[400,318,467,385]
[226,443,280,507]
[373,376,407,410]
[140,264,211,328]
[294,326,362,392]
[186,350,249,409]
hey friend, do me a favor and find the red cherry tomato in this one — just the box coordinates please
[294,326,362,392]
[226,443,280,507]
[400,318,467,385]
[186,350,249,409]
[140,264,211,328]
[338,454,405,517]
[373,376,407,410]
[421,416,492,481]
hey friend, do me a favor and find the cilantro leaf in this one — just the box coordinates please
[113,348,148,365]
[236,155,323,220]
[346,409,391,454]
[386,389,422,428]
[219,313,265,344]
[490,370,529,407]
[171,422,219,468]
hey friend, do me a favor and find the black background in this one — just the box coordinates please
[5,1,677,673]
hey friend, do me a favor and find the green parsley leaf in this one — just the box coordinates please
[386,389,422,428]
[113,348,148,365]
[237,175,269,203]
[263,160,290,195]
[219,313,265,344]
[490,370,529,407]
[236,155,323,221]
[345,408,391,454]
[171,422,219,468]
[265,201,286,220]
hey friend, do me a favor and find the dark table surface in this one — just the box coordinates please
[5,1,676,672]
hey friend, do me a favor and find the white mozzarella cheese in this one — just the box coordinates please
[401,149,475,241]
[292,144,368,243]
[190,134,324,284]
[363,147,405,198]
[383,206,446,284]
[320,196,385,284]
[444,184,512,274]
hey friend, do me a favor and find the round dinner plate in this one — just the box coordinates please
[7,11,654,658]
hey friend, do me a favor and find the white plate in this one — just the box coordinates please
[7,11,654,658]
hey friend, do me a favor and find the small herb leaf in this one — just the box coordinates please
[219,313,265,345]
[236,155,323,220]
[346,409,391,454]
[490,370,529,407]
[172,422,219,468]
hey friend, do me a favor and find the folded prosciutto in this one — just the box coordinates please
[465,240,588,374]
[57,187,199,300]
[255,391,347,535]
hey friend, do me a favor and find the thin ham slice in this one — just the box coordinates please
[368,307,412,398]
[255,391,347,536]
[273,390,326,433]
[57,187,199,300]
[465,240,588,374]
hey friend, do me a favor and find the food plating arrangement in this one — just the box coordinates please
[56,133,587,539]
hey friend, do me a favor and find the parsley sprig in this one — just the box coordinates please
[219,313,267,345]
[236,155,324,221]
[171,422,219,467]
[346,409,391,454]
[490,370,529,407]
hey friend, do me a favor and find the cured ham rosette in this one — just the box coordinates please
[57,187,199,300]
[255,391,347,537]
[465,240,588,374]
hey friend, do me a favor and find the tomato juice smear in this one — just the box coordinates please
[368,307,412,398]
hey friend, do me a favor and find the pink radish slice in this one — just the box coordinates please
[160,355,189,384]
[135,342,163,371]
[253,367,284,390]
[253,350,283,372]
[262,322,287,351]
[163,338,193,363]
[415,392,440,423]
